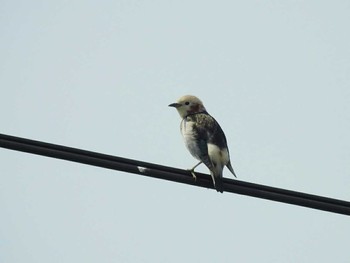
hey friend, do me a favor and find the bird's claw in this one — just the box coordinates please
[187,161,202,182]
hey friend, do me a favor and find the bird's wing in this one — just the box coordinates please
[192,117,215,172]
[226,161,237,178]
[195,137,214,171]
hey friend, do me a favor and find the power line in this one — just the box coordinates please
[1,133,349,216]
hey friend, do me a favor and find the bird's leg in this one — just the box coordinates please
[188,161,202,181]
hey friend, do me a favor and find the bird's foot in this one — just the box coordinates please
[188,161,202,182]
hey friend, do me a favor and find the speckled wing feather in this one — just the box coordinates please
[189,112,229,150]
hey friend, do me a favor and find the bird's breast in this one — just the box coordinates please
[180,119,202,160]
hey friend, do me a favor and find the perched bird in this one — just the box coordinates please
[169,95,236,192]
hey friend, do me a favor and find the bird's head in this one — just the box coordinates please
[169,95,207,118]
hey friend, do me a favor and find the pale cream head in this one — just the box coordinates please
[168,95,207,118]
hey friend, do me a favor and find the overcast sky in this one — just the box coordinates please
[1,1,350,262]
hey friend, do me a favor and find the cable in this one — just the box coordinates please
[1,133,350,216]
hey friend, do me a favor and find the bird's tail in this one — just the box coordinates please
[214,176,224,193]
[209,167,224,193]
[210,161,236,192]
[226,161,237,178]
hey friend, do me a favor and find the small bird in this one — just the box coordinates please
[169,95,236,192]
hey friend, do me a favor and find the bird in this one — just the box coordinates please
[169,95,237,192]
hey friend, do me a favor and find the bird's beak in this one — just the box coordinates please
[168,103,182,108]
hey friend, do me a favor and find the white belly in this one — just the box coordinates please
[180,119,202,160]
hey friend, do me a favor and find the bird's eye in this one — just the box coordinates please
[185,102,190,105]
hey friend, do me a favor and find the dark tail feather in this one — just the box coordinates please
[214,177,224,193]
[210,171,224,193]
[226,161,237,178]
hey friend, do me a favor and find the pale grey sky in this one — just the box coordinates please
[1,1,350,262]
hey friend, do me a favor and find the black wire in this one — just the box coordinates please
[1,133,350,216]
